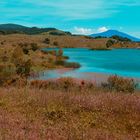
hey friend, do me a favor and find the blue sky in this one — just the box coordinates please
[0,0,140,37]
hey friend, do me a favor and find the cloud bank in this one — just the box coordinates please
[73,26,109,35]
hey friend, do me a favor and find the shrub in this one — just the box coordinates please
[23,47,29,54]
[55,60,64,66]
[111,35,131,42]
[63,62,81,68]
[106,40,115,48]
[57,48,63,57]
[30,43,39,51]
[102,75,137,93]
[43,38,50,44]
[56,77,75,91]
[30,78,77,91]
[48,50,57,56]
[16,59,32,77]
[53,41,58,46]
[63,56,69,59]
[11,47,24,65]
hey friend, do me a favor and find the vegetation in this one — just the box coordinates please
[111,35,132,42]
[106,39,115,48]
[91,47,111,50]
[43,38,50,44]
[0,78,140,139]
[102,75,137,93]
[0,25,140,139]
[0,45,79,86]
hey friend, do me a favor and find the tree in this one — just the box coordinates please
[106,40,115,48]
[111,35,131,42]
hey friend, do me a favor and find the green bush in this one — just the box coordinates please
[63,62,81,68]
[55,60,64,66]
[106,40,115,48]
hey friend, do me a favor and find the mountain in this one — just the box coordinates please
[0,23,71,35]
[90,30,140,42]
[0,24,28,29]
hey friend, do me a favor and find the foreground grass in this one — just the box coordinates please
[0,86,140,140]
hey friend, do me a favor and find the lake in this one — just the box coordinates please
[35,48,140,82]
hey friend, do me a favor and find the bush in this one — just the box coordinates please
[111,35,131,42]
[30,77,75,91]
[23,48,29,54]
[57,48,63,57]
[43,38,50,44]
[106,40,115,48]
[102,75,137,93]
[16,59,32,77]
[53,41,59,46]
[55,60,64,66]
[63,62,81,68]
[30,43,39,51]
[56,77,75,91]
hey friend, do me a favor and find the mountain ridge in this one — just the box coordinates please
[90,30,140,42]
[0,23,71,35]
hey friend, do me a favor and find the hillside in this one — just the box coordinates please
[0,24,71,35]
[90,30,140,42]
[0,24,139,49]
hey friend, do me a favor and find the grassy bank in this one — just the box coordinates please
[0,85,140,140]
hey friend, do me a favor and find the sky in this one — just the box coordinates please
[0,0,140,37]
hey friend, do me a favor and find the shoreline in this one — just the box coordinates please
[30,68,140,86]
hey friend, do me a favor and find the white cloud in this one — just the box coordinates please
[73,27,95,35]
[98,27,108,33]
[73,26,109,35]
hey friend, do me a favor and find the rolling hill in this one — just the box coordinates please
[0,23,71,35]
[90,30,140,42]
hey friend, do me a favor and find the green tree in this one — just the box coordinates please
[106,40,115,48]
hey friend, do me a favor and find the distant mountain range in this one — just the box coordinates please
[90,30,140,42]
[0,23,71,35]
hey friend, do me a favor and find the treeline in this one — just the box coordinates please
[95,35,132,42]
[0,24,71,35]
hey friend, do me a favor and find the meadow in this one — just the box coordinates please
[0,33,140,140]
[0,80,140,140]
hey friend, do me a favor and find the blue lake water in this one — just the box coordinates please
[38,48,140,81]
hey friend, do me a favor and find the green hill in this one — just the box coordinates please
[0,23,71,35]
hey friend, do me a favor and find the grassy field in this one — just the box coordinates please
[0,84,140,140]
[0,33,140,140]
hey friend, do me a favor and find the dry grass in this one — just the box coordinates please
[0,85,140,140]
[0,34,139,49]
